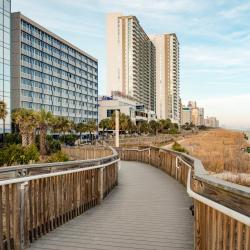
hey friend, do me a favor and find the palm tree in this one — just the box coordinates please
[75,122,88,143]
[99,118,111,139]
[53,116,71,140]
[12,108,39,147]
[37,110,54,155]
[110,112,130,133]
[86,120,97,142]
[0,101,8,142]
[149,120,161,135]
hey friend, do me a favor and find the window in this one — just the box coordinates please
[107,109,119,117]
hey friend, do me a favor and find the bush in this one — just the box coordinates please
[60,134,77,146]
[168,128,179,134]
[46,136,61,154]
[0,144,39,166]
[4,133,21,145]
[172,142,188,153]
[24,144,39,163]
[47,151,69,163]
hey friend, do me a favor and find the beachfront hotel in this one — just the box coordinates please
[150,33,180,123]
[11,12,98,123]
[107,13,156,113]
[0,0,11,133]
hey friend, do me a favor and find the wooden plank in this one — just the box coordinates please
[192,179,250,217]
[0,186,3,250]
[33,179,38,239]
[195,200,202,249]
[229,218,235,250]
[211,208,217,250]
[216,211,223,250]
[222,214,228,250]
[5,185,11,249]
[12,184,20,250]
[237,221,243,250]
[245,226,250,250]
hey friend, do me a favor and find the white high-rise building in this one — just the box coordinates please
[107,13,156,112]
[150,34,180,123]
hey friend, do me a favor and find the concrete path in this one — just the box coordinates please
[30,161,194,250]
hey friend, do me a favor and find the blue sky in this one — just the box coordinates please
[12,0,250,129]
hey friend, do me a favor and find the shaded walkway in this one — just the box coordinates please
[30,161,193,250]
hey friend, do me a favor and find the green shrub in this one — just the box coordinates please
[4,133,21,145]
[0,144,39,166]
[60,134,77,146]
[24,144,39,163]
[168,128,179,134]
[3,144,25,165]
[46,138,61,154]
[172,142,188,153]
[47,151,69,163]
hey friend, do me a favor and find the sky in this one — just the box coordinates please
[12,0,250,129]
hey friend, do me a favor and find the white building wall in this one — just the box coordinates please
[106,13,123,95]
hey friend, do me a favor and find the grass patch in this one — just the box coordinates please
[172,142,188,153]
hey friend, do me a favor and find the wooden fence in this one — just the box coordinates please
[62,146,113,160]
[0,147,119,250]
[117,147,250,250]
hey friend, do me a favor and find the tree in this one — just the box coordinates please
[53,116,71,138]
[37,110,54,155]
[149,120,161,135]
[86,120,97,141]
[12,108,39,147]
[110,112,131,133]
[159,119,172,131]
[0,101,8,142]
[75,122,88,143]
[99,118,111,139]
[99,118,111,133]
[139,121,150,134]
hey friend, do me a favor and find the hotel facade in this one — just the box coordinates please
[11,12,98,123]
[0,0,11,133]
[150,34,180,123]
[107,13,156,113]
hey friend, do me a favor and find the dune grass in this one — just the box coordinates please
[180,129,250,186]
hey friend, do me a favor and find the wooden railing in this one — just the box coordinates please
[0,147,119,250]
[117,147,250,250]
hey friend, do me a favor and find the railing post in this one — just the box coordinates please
[98,167,104,204]
[148,148,151,164]
[20,181,28,250]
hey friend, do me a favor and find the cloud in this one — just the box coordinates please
[220,2,250,18]
[183,45,250,67]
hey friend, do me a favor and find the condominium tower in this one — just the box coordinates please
[11,12,98,123]
[0,0,11,133]
[107,13,156,112]
[150,34,180,123]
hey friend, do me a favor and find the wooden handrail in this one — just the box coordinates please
[117,146,250,250]
[0,147,119,250]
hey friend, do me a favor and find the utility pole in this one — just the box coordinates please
[115,109,119,147]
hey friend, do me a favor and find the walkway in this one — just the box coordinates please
[30,161,194,250]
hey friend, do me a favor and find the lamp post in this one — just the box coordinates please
[115,109,119,147]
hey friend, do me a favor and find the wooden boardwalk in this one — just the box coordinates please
[30,161,193,250]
